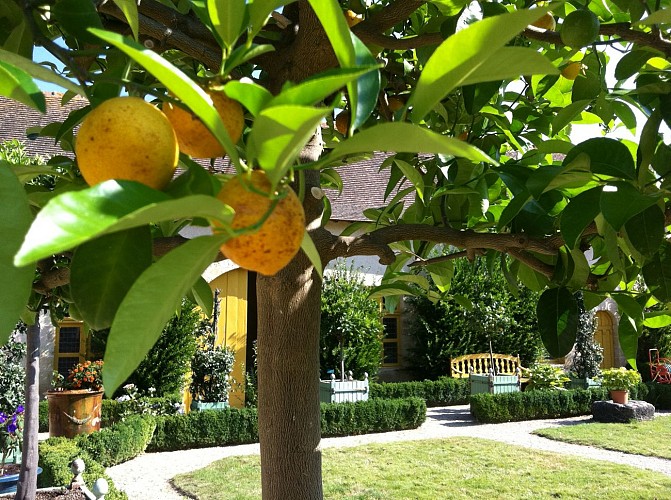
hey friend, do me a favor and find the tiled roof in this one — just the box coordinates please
[0,93,404,222]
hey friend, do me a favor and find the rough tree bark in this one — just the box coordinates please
[15,319,40,500]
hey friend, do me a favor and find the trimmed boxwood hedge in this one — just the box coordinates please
[148,397,426,452]
[370,377,469,407]
[644,382,671,409]
[470,383,651,423]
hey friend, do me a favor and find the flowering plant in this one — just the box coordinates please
[1,405,24,475]
[63,360,104,391]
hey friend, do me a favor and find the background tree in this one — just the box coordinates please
[320,263,384,380]
[3,1,671,498]
[566,292,603,380]
[408,257,542,379]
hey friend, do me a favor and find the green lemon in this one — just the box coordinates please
[560,9,600,48]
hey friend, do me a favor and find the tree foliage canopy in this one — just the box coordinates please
[4,0,671,496]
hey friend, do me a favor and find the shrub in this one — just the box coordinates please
[320,263,384,380]
[38,438,127,499]
[407,258,543,379]
[523,363,570,390]
[644,382,671,409]
[75,415,156,467]
[0,329,25,415]
[369,377,470,406]
[600,367,642,392]
[148,397,425,452]
[470,383,649,423]
[320,398,426,437]
[190,328,235,403]
[567,294,602,379]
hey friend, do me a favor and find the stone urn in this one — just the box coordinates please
[46,389,103,438]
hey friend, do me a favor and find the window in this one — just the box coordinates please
[54,320,86,378]
[381,300,402,367]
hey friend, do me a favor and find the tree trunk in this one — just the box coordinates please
[15,318,40,500]
[257,254,323,499]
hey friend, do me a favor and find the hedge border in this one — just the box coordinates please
[369,377,469,407]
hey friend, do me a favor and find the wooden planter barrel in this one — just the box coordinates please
[469,374,520,395]
[46,390,103,438]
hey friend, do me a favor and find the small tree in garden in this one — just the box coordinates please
[0,328,25,415]
[320,264,384,380]
[190,324,235,404]
[567,294,603,380]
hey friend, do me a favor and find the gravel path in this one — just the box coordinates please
[106,406,671,499]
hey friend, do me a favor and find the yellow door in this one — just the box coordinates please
[210,269,248,408]
[594,311,615,368]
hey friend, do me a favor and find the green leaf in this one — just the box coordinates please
[611,294,644,322]
[537,287,579,358]
[526,162,592,199]
[70,227,153,331]
[637,8,671,25]
[89,29,241,168]
[271,66,378,108]
[223,80,273,117]
[643,311,671,328]
[618,314,639,370]
[614,50,654,80]
[394,159,424,202]
[248,0,293,39]
[324,123,496,166]
[247,105,330,184]
[600,182,659,230]
[551,99,591,136]
[351,33,380,131]
[497,191,532,231]
[582,291,606,310]
[104,234,227,396]
[52,0,104,44]
[368,282,419,300]
[460,47,558,87]
[208,0,246,51]
[0,164,33,343]
[111,0,139,40]
[643,241,671,302]
[0,48,86,96]
[517,261,550,291]
[560,187,602,249]
[300,231,323,279]
[408,6,552,121]
[624,204,665,258]
[562,138,636,180]
[0,61,46,112]
[15,181,233,266]
[188,277,214,317]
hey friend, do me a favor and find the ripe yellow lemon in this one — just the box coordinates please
[561,62,584,80]
[216,171,305,276]
[560,10,600,48]
[163,89,244,158]
[75,96,179,190]
[344,9,363,27]
[531,12,556,31]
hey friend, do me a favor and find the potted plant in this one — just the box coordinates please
[189,327,235,411]
[46,360,105,438]
[600,367,642,405]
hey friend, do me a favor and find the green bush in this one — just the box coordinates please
[149,407,259,452]
[321,398,426,437]
[524,363,570,390]
[75,415,156,467]
[320,263,384,380]
[149,397,426,452]
[408,258,543,379]
[39,400,49,432]
[38,438,127,499]
[470,383,650,423]
[644,382,671,409]
[370,377,470,406]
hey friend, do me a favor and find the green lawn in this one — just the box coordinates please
[171,437,671,499]
[533,414,671,459]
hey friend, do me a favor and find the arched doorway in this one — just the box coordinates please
[594,311,615,368]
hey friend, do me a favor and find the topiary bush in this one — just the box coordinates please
[38,438,127,499]
[148,397,426,452]
[75,415,156,467]
[0,328,26,415]
[470,383,650,423]
[369,377,470,406]
[407,257,543,379]
[320,262,384,380]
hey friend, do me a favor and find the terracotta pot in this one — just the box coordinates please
[610,389,629,405]
[46,390,103,438]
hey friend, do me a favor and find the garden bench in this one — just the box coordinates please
[450,353,524,379]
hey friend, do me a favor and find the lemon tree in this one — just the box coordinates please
[3,0,671,498]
